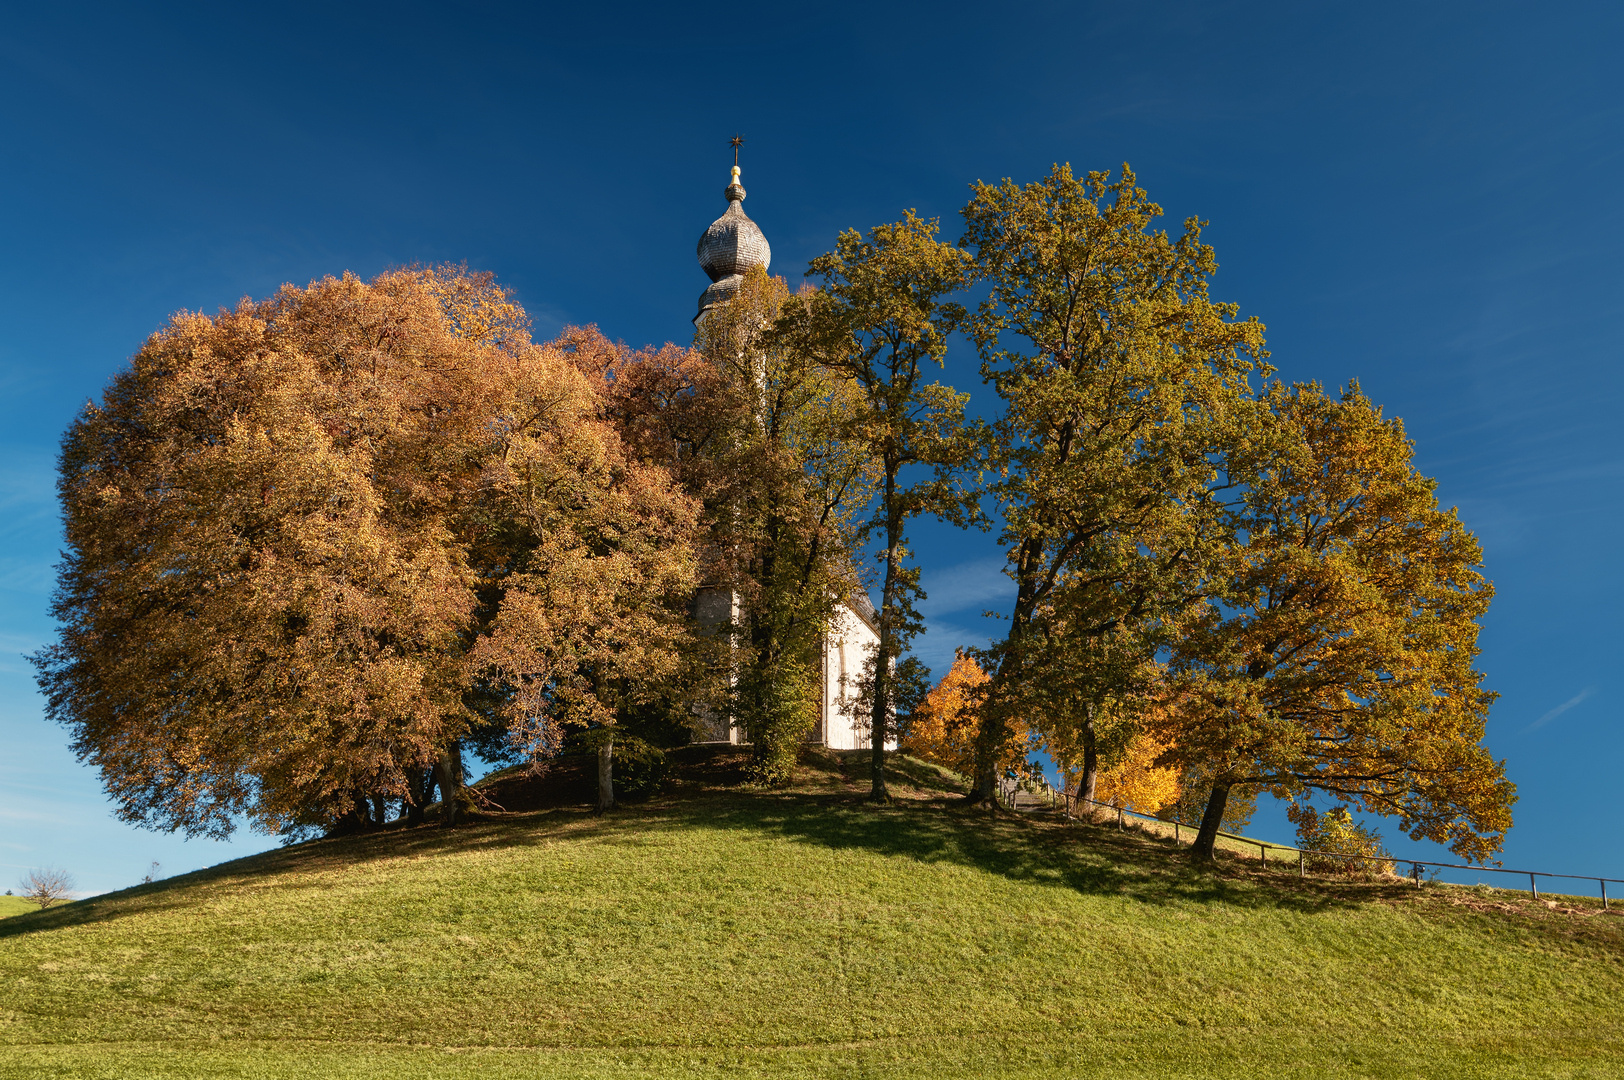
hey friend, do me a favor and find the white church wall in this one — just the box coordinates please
[690,587,891,750]
[819,602,891,751]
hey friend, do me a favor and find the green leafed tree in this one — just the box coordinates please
[694,268,877,783]
[1157,381,1514,863]
[773,211,981,801]
[960,164,1267,806]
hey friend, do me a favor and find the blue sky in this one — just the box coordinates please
[2,1,1620,895]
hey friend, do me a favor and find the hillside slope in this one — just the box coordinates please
[3,748,1620,1079]
[0,895,36,919]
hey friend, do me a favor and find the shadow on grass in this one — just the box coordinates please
[5,745,1500,941]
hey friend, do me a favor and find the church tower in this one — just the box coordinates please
[694,144,771,324]
[688,144,884,751]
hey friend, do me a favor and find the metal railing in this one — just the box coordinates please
[994,777,1621,909]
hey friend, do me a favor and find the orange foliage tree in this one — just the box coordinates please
[32,267,699,837]
[1090,731,1182,815]
[903,654,1037,781]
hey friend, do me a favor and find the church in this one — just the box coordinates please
[688,155,885,752]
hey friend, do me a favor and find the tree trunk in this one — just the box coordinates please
[969,709,1005,807]
[1190,781,1233,862]
[969,644,1016,807]
[1078,701,1099,817]
[868,670,889,802]
[597,735,615,813]
[869,508,902,804]
[339,792,369,833]
[371,794,388,826]
[405,767,432,826]
[969,542,1041,808]
[434,746,463,826]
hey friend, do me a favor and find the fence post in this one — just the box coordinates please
[1258,843,1266,867]
[1530,874,1538,900]
[1117,808,1124,831]
[1412,864,1421,889]
[1174,821,1180,844]
[1299,851,1305,879]
[1603,880,1609,911]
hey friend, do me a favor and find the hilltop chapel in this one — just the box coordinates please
[687,155,884,751]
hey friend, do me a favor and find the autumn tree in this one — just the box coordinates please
[1159,382,1514,863]
[960,164,1267,806]
[903,654,1036,782]
[1090,730,1181,815]
[774,211,979,801]
[534,326,738,808]
[694,267,875,783]
[32,267,698,836]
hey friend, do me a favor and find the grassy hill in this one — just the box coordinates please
[0,894,38,919]
[2,747,1620,1079]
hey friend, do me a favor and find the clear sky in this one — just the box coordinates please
[2,2,1619,896]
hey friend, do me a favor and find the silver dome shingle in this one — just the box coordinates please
[695,166,770,323]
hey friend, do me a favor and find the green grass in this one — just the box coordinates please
[0,894,41,919]
[2,748,1621,1079]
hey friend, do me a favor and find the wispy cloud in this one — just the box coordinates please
[917,556,1011,618]
[908,556,1013,679]
[1523,688,1594,733]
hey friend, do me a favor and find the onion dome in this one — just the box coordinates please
[695,164,771,323]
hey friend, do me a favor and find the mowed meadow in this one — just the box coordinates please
[3,750,1620,1079]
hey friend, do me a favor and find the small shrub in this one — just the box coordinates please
[19,867,75,909]
[612,735,668,800]
[1288,803,1395,878]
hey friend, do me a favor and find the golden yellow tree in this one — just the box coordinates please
[1161,382,1514,862]
[1090,732,1182,814]
[903,654,1036,781]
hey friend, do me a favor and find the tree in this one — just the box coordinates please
[902,654,1036,783]
[776,211,979,800]
[1041,681,1182,816]
[900,653,987,776]
[694,267,876,783]
[19,867,74,909]
[1289,803,1396,877]
[960,164,1267,806]
[1160,381,1514,863]
[1090,730,1181,815]
[33,268,698,836]
[552,325,749,795]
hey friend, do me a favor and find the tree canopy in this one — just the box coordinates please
[33,267,698,837]
[775,210,979,800]
[959,163,1267,806]
[32,165,1516,867]
[1157,381,1512,862]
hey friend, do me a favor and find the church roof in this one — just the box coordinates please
[845,590,879,635]
[695,163,770,323]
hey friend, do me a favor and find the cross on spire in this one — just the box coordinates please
[731,134,744,167]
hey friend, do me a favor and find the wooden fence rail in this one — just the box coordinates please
[994,777,1620,909]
